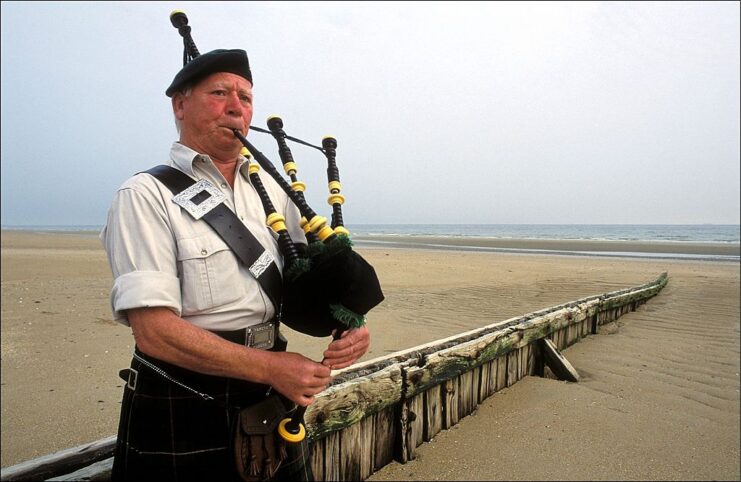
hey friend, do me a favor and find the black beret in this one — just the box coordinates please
[166,49,252,97]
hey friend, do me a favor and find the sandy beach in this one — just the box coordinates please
[1,230,739,480]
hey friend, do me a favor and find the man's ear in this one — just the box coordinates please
[172,94,186,121]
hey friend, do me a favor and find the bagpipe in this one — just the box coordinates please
[170,11,384,442]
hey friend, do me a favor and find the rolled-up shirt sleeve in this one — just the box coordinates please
[102,180,181,325]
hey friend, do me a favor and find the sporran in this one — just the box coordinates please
[234,393,293,481]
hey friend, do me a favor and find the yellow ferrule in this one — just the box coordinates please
[328,181,342,193]
[334,226,350,236]
[328,194,345,206]
[270,221,287,232]
[240,147,251,158]
[266,213,285,226]
[278,418,306,443]
[248,163,260,174]
[317,225,335,242]
[283,162,298,175]
[308,215,327,233]
[291,181,306,193]
[300,217,311,233]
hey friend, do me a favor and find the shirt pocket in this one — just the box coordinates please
[176,233,243,315]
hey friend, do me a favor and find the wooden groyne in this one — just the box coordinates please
[1,273,668,482]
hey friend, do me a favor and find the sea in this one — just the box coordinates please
[2,223,739,261]
[348,224,741,262]
[346,224,740,244]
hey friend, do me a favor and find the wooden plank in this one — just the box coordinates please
[396,400,410,464]
[423,384,443,441]
[567,323,575,346]
[338,416,374,480]
[600,283,664,311]
[487,359,498,394]
[517,345,525,379]
[372,407,397,472]
[339,421,363,481]
[46,457,112,481]
[309,438,325,482]
[527,342,536,376]
[478,361,492,403]
[408,394,425,456]
[507,349,519,387]
[471,367,480,408]
[495,356,507,391]
[358,416,375,481]
[321,431,341,481]
[0,436,116,482]
[458,370,477,419]
[552,328,561,351]
[306,363,402,440]
[443,378,459,429]
[539,338,580,382]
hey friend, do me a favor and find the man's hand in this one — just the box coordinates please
[322,325,370,370]
[265,351,332,407]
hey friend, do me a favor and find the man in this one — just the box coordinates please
[101,46,370,481]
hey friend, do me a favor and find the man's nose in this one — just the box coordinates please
[226,92,242,116]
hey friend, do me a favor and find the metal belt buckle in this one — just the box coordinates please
[246,321,275,350]
[127,368,138,391]
[172,179,226,220]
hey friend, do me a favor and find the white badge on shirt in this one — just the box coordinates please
[172,179,227,220]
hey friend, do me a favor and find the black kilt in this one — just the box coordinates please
[111,348,313,482]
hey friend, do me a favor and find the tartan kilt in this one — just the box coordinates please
[111,348,313,482]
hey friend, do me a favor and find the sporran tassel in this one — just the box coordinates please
[280,441,288,461]
[249,436,260,477]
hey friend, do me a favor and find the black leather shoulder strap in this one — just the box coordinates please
[143,165,283,313]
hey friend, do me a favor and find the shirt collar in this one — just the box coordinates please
[169,142,201,177]
[169,142,249,178]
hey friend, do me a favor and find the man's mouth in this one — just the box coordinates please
[221,125,242,132]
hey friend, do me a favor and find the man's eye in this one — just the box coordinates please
[213,90,226,96]
[240,95,252,103]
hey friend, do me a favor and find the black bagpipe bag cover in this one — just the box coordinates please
[280,247,384,337]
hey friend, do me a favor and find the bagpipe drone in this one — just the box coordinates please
[169,11,384,442]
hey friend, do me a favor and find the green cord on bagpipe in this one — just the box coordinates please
[170,10,384,443]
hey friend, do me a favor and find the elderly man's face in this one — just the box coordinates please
[173,71,253,159]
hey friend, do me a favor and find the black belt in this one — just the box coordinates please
[211,320,284,351]
[212,328,250,345]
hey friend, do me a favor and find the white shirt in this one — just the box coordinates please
[100,142,305,331]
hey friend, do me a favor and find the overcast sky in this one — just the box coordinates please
[1,1,739,226]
